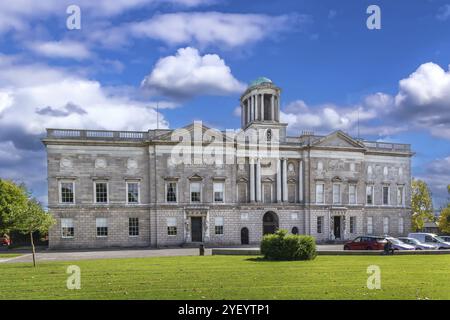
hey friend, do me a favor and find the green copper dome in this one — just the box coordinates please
[249,77,273,88]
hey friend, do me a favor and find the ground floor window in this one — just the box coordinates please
[215,217,224,235]
[167,217,177,236]
[350,216,356,234]
[96,218,108,237]
[398,217,404,234]
[383,217,389,234]
[317,216,323,234]
[129,217,139,236]
[61,218,74,238]
[367,217,373,234]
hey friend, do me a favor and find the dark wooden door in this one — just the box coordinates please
[333,216,341,239]
[241,228,249,245]
[191,217,203,242]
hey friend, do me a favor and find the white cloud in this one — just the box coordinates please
[417,156,450,208]
[437,4,450,21]
[0,55,168,141]
[126,12,304,49]
[141,47,245,99]
[27,40,93,60]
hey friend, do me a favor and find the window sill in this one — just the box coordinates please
[96,236,108,238]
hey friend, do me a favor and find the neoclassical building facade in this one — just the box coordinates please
[43,77,413,249]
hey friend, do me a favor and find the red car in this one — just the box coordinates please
[344,236,387,250]
[0,235,11,246]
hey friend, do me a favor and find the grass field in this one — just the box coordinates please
[0,255,449,300]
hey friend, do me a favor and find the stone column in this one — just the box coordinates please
[256,158,261,202]
[276,158,282,202]
[247,99,250,125]
[271,95,275,121]
[249,158,255,202]
[261,94,265,121]
[282,158,288,202]
[255,94,259,121]
[299,160,303,202]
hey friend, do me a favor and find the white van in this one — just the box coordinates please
[408,233,450,249]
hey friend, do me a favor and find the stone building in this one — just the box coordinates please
[43,77,414,249]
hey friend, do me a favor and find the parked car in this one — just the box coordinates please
[385,237,415,250]
[408,233,450,249]
[0,235,11,246]
[398,237,436,250]
[439,235,450,242]
[344,236,387,250]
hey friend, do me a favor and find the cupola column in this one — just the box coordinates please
[261,94,265,121]
[271,95,275,121]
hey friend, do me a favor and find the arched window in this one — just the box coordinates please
[291,227,299,235]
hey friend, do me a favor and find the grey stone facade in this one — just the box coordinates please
[43,78,413,249]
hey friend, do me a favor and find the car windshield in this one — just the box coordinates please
[388,238,403,244]
[435,236,446,243]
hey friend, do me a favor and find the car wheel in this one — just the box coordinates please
[416,248,422,250]
[344,245,350,250]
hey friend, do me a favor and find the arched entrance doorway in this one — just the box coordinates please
[263,211,279,235]
[241,227,249,245]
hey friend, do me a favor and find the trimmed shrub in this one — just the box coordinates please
[260,229,317,261]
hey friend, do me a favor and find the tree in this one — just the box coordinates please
[15,198,55,267]
[0,179,28,235]
[411,179,434,232]
[438,207,450,234]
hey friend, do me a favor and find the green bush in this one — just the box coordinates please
[260,229,317,261]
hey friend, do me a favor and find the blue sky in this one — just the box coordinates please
[0,0,449,208]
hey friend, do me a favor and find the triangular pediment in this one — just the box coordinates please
[155,121,232,143]
[312,131,365,149]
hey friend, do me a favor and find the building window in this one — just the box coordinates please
[367,165,373,175]
[167,217,177,236]
[96,218,108,237]
[190,182,201,202]
[317,161,323,171]
[129,218,139,237]
[366,185,374,205]
[350,217,356,234]
[349,185,357,204]
[382,186,390,205]
[367,217,373,234]
[383,166,388,176]
[316,184,324,204]
[213,182,224,203]
[60,182,74,204]
[397,186,404,206]
[166,182,177,203]
[383,217,389,234]
[350,163,356,172]
[127,182,139,204]
[95,182,108,203]
[317,216,323,234]
[398,217,404,234]
[215,217,224,235]
[332,184,341,204]
[61,218,74,238]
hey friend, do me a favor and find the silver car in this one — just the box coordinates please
[385,237,415,250]
[398,237,436,250]
[439,235,450,243]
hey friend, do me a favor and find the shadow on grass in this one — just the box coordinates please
[245,257,314,263]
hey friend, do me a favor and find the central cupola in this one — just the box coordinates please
[240,77,281,129]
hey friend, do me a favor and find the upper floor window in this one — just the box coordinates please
[190,182,201,202]
[348,185,357,205]
[95,182,108,203]
[397,186,404,206]
[317,161,323,171]
[382,186,390,205]
[166,182,177,203]
[61,218,74,238]
[367,217,373,234]
[398,217,404,234]
[96,218,108,237]
[332,184,341,204]
[60,181,74,204]
[367,165,373,175]
[350,163,356,172]
[127,182,139,204]
[316,184,324,204]
[213,182,224,203]
[383,166,389,176]
[366,185,374,205]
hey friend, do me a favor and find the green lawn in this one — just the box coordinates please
[0,255,449,300]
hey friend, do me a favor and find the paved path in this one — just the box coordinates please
[1,245,343,264]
